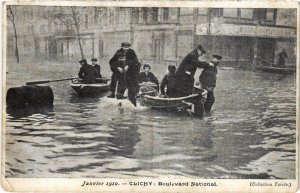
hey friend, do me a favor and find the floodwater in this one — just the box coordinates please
[5,62,296,179]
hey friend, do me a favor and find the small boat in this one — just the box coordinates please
[140,87,208,117]
[256,66,296,74]
[70,78,110,95]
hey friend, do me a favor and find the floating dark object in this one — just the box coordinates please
[6,85,54,107]
[256,66,296,74]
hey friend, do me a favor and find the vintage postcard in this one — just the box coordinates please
[1,0,299,192]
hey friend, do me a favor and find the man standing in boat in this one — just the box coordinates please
[171,45,212,97]
[199,54,222,113]
[108,42,141,106]
[78,59,97,84]
[91,58,102,78]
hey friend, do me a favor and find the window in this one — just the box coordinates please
[85,13,89,28]
[54,22,58,32]
[180,8,193,15]
[142,8,149,22]
[47,22,52,32]
[198,8,207,15]
[40,24,45,34]
[94,7,98,24]
[210,8,223,17]
[266,9,275,21]
[223,8,238,18]
[29,9,33,20]
[240,9,253,19]
[163,8,169,21]
[151,8,159,22]
[108,8,114,26]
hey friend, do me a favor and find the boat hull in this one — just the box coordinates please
[140,88,207,117]
[70,79,110,95]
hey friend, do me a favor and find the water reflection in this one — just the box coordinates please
[7,106,54,119]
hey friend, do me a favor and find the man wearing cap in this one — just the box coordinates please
[172,45,211,97]
[108,42,141,106]
[199,54,222,113]
[91,58,102,78]
[78,59,97,84]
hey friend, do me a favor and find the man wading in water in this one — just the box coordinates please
[199,54,222,113]
[108,42,141,106]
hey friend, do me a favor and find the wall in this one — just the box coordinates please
[276,9,297,27]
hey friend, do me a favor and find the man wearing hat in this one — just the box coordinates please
[78,59,97,84]
[91,58,102,78]
[199,54,222,113]
[108,42,141,106]
[172,45,211,97]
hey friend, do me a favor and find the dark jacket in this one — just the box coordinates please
[78,63,97,83]
[109,49,139,71]
[199,61,219,87]
[109,48,141,86]
[173,49,208,95]
[92,64,102,78]
[160,73,176,95]
[139,72,159,91]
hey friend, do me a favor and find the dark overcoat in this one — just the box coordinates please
[173,49,208,96]
[78,63,97,83]
[93,64,102,78]
[199,61,219,88]
[160,73,177,96]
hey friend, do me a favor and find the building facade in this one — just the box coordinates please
[7,6,297,68]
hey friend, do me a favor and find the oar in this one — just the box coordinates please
[26,77,110,85]
[26,78,78,85]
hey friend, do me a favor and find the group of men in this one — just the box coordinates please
[78,42,222,113]
[78,58,102,83]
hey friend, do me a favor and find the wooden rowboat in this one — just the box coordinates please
[256,66,296,74]
[139,88,208,117]
[70,78,110,95]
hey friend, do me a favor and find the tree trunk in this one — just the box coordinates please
[12,21,19,63]
[8,6,19,63]
[76,25,84,59]
[71,7,84,59]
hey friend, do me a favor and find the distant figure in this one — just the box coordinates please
[78,59,97,84]
[199,54,222,113]
[91,58,102,78]
[172,45,211,97]
[160,65,177,97]
[278,49,288,67]
[138,64,159,96]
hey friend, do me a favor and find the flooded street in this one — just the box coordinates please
[5,62,296,179]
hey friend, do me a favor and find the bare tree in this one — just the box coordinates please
[46,6,88,59]
[7,5,19,63]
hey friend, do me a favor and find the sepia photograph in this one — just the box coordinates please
[2,0,298,192]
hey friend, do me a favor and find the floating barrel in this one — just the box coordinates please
[6,85,54,107]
